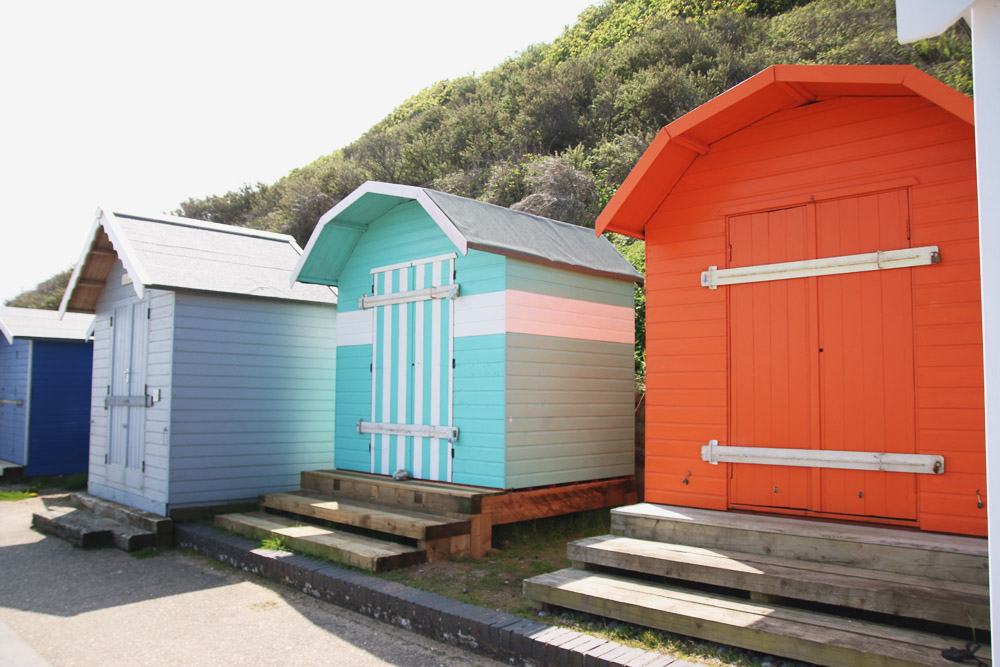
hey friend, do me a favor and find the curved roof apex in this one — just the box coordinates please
[292,181,642,287]
[595,64,975,237]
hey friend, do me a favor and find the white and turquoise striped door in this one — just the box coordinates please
[366,254,457,482]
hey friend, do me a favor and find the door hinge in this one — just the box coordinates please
[906,217,911,241]
[142,461,145,472]
[451,449,455,458]
[452,268,456,280]
[728,244,733,263]
[370,363,373,373]
[452,358,456,369]
[104,453,108,464]
[147,307,150,319]
[109,316,113,327]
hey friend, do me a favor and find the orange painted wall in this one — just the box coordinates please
[644,95,985,536]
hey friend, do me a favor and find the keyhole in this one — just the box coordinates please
[858,491,864,499]
[773,486,779,493]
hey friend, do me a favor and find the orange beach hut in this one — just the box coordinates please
[596,65,984,536]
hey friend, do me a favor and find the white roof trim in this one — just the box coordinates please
[896,0,972,42]
[0,317,14,345]
[290,181,469,287]
[58,205,147,317]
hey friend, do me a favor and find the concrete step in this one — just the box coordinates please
[569,534,989,630]
[215,511,425,572]
[524,568,988,667]
[0,458,24,482]
[300,469,499,519]
[32,505,156,552]
[71,492,172,546]
[612,503,989,586]
[260,491,471,542]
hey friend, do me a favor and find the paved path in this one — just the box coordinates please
[0,495,506,666]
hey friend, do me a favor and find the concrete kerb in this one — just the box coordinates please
[174,523,678,667]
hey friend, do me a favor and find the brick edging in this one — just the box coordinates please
[174,523,679,667]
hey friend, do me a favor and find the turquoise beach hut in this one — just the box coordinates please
[292,181,641,490]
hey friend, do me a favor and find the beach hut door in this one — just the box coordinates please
[727,192,918,521]
[366,255,456,482]
[107,300,149,490]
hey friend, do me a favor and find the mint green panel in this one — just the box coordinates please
[452,333,505,488]
[334,344,371,472]
[507,258,634,307]
[335,201,506,313]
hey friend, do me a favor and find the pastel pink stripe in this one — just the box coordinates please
[505,290,634,344]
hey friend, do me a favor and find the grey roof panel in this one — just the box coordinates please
[0,307,94,343]
[113,213,337,304]
[421,189,641,282]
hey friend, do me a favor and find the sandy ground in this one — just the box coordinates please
[0,494,508,667]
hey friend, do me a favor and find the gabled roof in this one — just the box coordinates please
[292,181,642,287]
[594,64,975,237]
[0,306,93,344]
[60,208,338,315]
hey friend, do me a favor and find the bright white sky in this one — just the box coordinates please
[0,0,596,303]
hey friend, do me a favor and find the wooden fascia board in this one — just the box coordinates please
[58,214,103,317]
[901,66,975,125]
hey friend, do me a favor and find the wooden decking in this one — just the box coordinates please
[215,469,636,573]
[525,503,990,667]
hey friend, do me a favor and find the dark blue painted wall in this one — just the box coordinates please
[25,340,93,476]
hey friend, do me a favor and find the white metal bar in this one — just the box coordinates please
[358,420,458,442]
[380,271,393,475]
[701,440,944,474]
[447,257,455,483]
[397,269,408,474]
[359,284,458,310]
[370,253,458,275]
[431,261,442,481]
[0,398,24,407]
[701,245,940,289]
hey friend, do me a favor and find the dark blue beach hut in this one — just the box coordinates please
[0,306,94,477]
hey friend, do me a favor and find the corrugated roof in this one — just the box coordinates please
[61,209,337,314]
[0,307,93,344]
[293,182,642,287]
[594,64,975,237]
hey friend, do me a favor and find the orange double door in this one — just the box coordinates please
[727,190,918,522]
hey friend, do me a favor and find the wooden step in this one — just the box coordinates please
[215,511,425,572]
[613,503,988,586]
[260,491,471,541]
[524,568,990,667]
[569,535,989,630]
[300,469,500,518]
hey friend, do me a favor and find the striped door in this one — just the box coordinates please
[368,255,456,481]
[108,300,148,489]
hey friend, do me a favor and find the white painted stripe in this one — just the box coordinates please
[370,253,458,275]
[396,269,408,474]
[447,258,455,483]
[454,291,505,337]
[430,261,442,481]
[338,309,374,347]
[380,271,392,475]
[369,275,377,473]
[413,262,425,480]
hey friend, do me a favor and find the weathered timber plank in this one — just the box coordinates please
[569,535,989,629]
[215,512,424,572]
[260,492,470,541]
[483,477,636,525]
[524,569,989,667]
[300,470,498,518]
[612,504,988,586]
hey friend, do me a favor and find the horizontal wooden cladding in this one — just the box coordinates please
[505,333,634,489]
[641,94,983,533]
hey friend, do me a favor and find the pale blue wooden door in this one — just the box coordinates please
[368,255,456,482]
[108,300,148,489]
